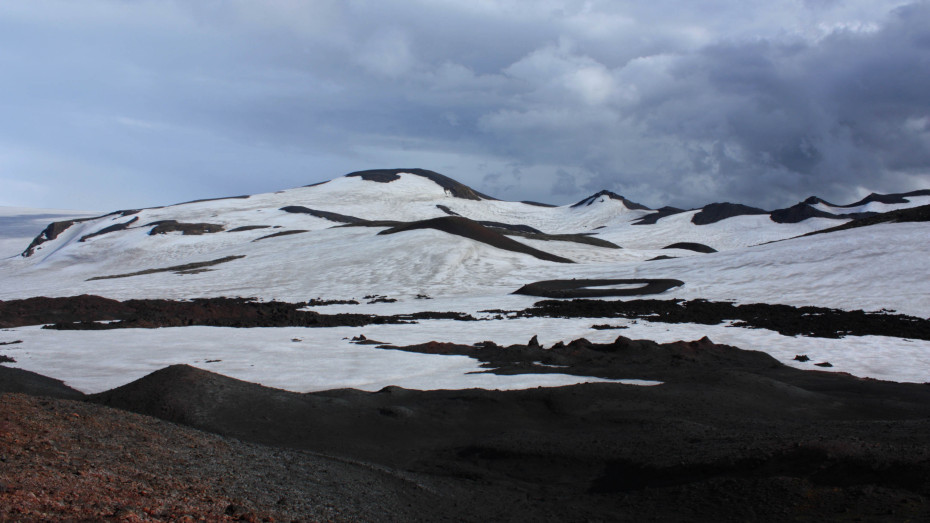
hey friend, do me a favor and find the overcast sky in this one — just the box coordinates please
[1,0,929,211]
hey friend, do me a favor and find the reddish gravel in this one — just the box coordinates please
[0,393,442,522]
[0,393,254,521]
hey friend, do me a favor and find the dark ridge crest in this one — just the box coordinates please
[346,169,497,201]
[691,203,767,225]
[572,190,651,210]
[769,203,847,224]
[799,204,930,238]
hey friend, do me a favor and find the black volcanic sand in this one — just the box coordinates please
[2,294,930,341]
[59,336,930,521]
[514,278,684,298]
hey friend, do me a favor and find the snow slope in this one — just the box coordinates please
[1,171,928,390]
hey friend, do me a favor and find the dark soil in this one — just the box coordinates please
[662,242,717,253]
[378,216,575,263]
[514,279,685,298]
[692,202,768,225]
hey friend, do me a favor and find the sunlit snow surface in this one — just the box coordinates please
[1,174,928,391]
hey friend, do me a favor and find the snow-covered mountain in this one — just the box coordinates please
[0,206,99,259]
[1,169,929,391]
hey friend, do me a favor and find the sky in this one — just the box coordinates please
[1,0,929,211]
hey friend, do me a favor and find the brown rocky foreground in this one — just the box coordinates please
[2,334,930,521]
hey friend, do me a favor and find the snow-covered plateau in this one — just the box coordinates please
[1,169,928,391]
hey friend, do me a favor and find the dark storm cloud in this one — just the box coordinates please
[0,1,927,210]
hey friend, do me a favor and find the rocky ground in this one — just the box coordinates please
[2,332,930,521]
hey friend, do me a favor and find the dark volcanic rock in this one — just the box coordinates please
[146,220,224,235]
[632,206,686,225]
[800,204,930,238]
[692,202,768,225]
[346,168,497,200]
[279,205,368,224]
[514,279,684,298]
[22,218,92,257]
[379,216,574,263]
[769,203,847,223]
[518,298,930,340]
[79,216,139,242]
[572,190,650,210]
[0,295,132,329]
[662,242,717,253]
[839,189,930,208]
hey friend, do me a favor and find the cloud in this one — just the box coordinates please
[0,0,927,210]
